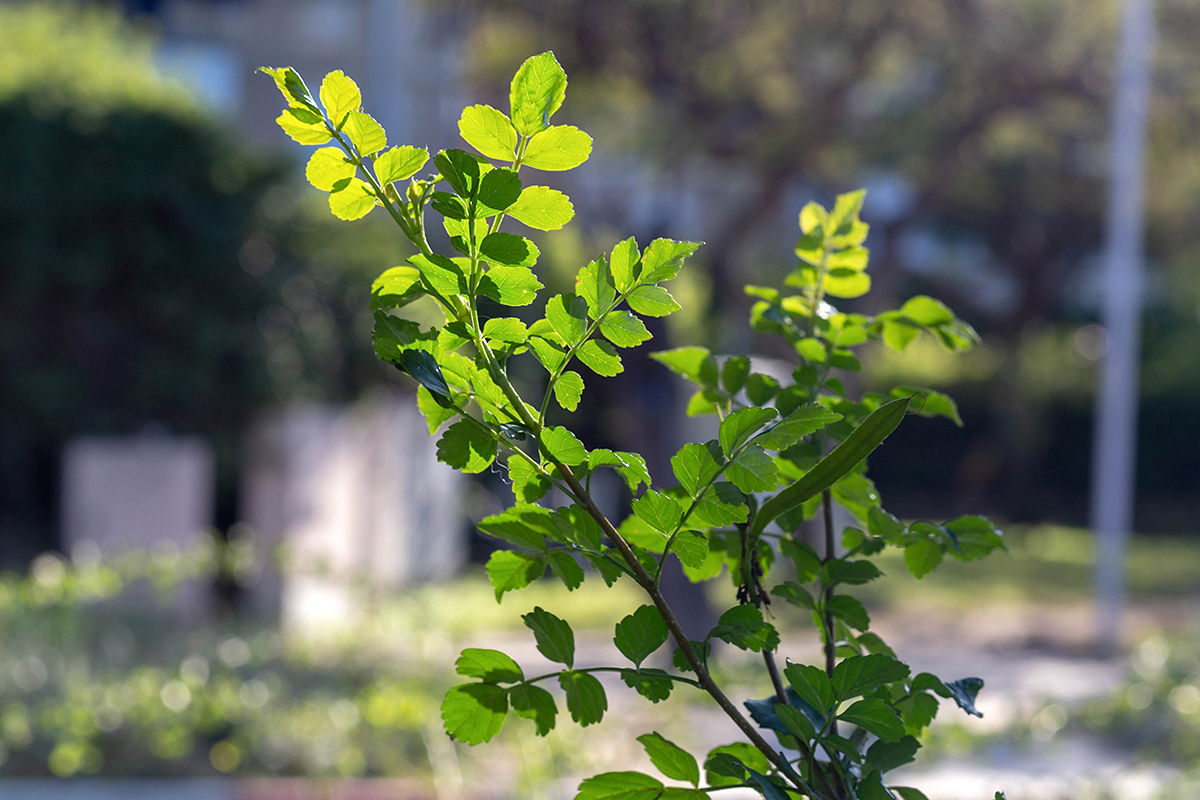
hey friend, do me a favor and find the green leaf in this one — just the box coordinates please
[841,699,905,742]
[868,507,906,541]
[276,107,331,144]
[477,504,560,551]
[319,70,360,127]
[745,373,780,405]
[480,232,539,267]
[827,594,870,631]
[442,684,507,745]
[543,426,587,466]
[614,605,669,667]
[943,515,1006,560]
[455,648,524,683]
[306,147,356,191]
[523,606,575,667]
[754,404,842,451]
[508,455,551,504]
[783,662,836,715]
[510,684,557,736]
[900,295,954,326]
[640,239,702,283]
[416,386,455,433]
[719,407,778,458]
[690,483,748,527]
[904,538,943,579]
[708,605,779,652]
[621,668,674,703]
[530,336,568,372]
[577,339,623,376]
[554,505,604,550]
[479,266,543,306]
[632,491,684,533]
[477,168,523,214]
[857,771,893,800]
[560,671,607,725]
[896,385,962,426]
[725,446,777,493]
[637,733,699,787]
[554,370,584,411]
[546,293,589,345]
[742,766,791,800]
[627,285,680,317]
[750,397,910,539]
[780,540,821,583]
[509,51,567,136]
[775,702,817,741]
[671,532,708,568]
[671,441,724,497]
[824,270,871,299]
[705,744,769,787]
[576,256,618,320]
[523,125,593,170]
[825,559,884,586]
[437,419,496,473]
[483,317,528,345]
[329,178,376,220]
[863,736,919,775]
[650,347,716,386]
[435,148,483,198]
[722,356,750,395]
[832,654,911,700]
[575,771,664,800]
[398,350,453,403]
[343,110,386,155]
[548,551,586,590]
[409,252,467,296]
[459,104,518,161]
[601,312,652,348]
[260,66,316,108]
[487,551,544,599]
[371,266,425,310]
[507,185,575,230]
[374,145,427,185]
[610,237,641,292]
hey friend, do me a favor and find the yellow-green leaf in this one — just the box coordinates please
[276,107,330,145]
[319,70,361,128]
[375,145,429,184]
[523,125,593,171]
[459,104,519,161]
[343,110,387,155]
[509,51,567,136]
[305,147,356,191]
[328,177,376,220]
[506,186,575,231]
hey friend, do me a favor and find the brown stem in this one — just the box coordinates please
[763,650,788,706]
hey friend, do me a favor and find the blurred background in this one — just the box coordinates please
[0,0,1199,797]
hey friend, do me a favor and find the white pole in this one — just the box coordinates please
[1092,0,1155,650]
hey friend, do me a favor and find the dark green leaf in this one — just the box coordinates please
[523,607,575,667]
[437,419,496,473]
[825,559,884,586]
[893,790,931,800]
[486,550,544,601]
[577,339,623,375]
[560,670,607,725]
[638,733,699,786]
[480,232,540,267]
[780,540,821,583]
[548,551,585,590]
[672,531,709,569]
[840,699,905,742]
[614,605,669,667]
[477,168,522,213]
[708,605,779,652]
[672,640,710,673]
[775,702,816,740]
[904,538,943,579]
[719,407,778,458]
[725,446,777,493]
[944,677,984,717]
[435,148,482,198]
[574,771,664,800]
[783,662,836,715]
[442,683,507,745]
[704,744,769,787]
[771,582,815,610]
[510,683,557,736]
[632,490,684,533]
[690,482,748,527]
[832,654,911,700]
[745,373,781,405]
[827,594,870,631]
[742,766,791,800]
[479,265,543,306]
[621,668,673,702]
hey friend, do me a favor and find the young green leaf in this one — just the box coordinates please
[753,404,842,451]
[627,285,680,317]
[724,445,777,493]
[610,237,641,292]
[651,347,717,386]
[775,702,817,741]
[575,772,664,800]
[319,70,361,127]
[329,178,376,220]
[375,145,429,184]
[576,256,618,320]
[506,185,575,230]
[436,419,497,473]
[577,339,623,376]
[483,317,529,345]
[459,104,518,161]
[548,551,586,590]
[560,670,607,725]
[306,147,356,191]
[276,107,331,144]
[508,455,551,504]
[722,356,750,395]
[839,698,905,742]
[455,648,524,683]
[719,407,778,457]
[260,66,316,108]
[671,531,709,568]
[371,266,425,309]
[670,441,724,497]
[509,51,567,136]
[554,370,584,411]
[480,232,539,267]
[486,550,543,601]
[600,311,652,348]
[689,483,748,527]
[441,684,508,745]
[614,605,669,667]
[546,293,589,344]
[637,733,699,787]
[640,239,702,283]
[479,266,543,306]
[477,504,562,551]
[632,490,684,534]
[708,605,779,652]
[416,386,455,433]
[904,538,943,579]
[523,607,575,667]
[510,684,557,736]
[343,110,386,155]
[523,125,593,170]
[543,426,587,466]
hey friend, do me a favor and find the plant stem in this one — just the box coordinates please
[763,650,788,706]
[821,488,838,741]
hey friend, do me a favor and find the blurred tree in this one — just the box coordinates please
[452,0,1200,528]
[0,4,402,560]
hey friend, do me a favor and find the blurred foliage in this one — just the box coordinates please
[0,2,405,553]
